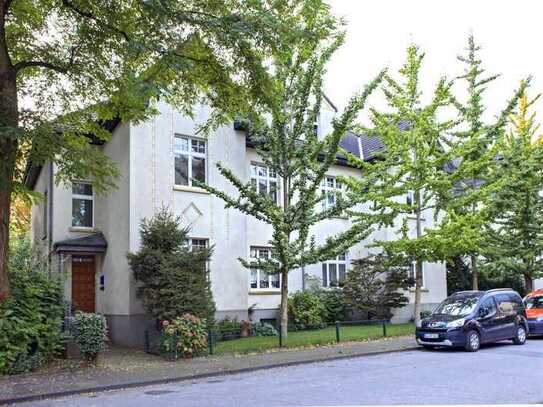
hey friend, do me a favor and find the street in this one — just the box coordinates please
[22,338,543,406]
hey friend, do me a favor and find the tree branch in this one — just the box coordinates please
[13,60,69,74]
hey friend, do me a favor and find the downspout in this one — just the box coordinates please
[48,161,54,277]
[301,266,306,291]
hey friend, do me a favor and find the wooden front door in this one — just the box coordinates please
[71,256,96,313]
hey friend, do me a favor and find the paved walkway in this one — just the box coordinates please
[0,336,417,405]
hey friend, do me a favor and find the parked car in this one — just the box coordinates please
[524,289,543,336]
[416,289,528,352]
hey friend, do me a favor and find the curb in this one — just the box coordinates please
[1,345,420,405]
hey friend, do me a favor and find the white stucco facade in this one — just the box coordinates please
[29,100,448,347]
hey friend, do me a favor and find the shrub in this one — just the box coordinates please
[128,208,216,324]
[343,253,413,320]
[0,238,64,374]
[161,314,208,359]
[72,312,108,361]
[250,322,278,337]
[216,316,241,340]
[317,289,346,323]
[288,291,326,330]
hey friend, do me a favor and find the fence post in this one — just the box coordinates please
[144,330,150,353]
[382,320,387,337]
[335,321,341,343]
[208,329,214,355]
[279,324,283,348]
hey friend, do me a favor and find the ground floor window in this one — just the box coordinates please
[322,252,347,287]
[409,261,426,288]
[249,247,280,290]
[187,238,209,274]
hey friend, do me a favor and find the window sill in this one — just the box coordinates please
[173,185,210,194]
[249,290,281,295]
[69,227,97,233]
[406,216,426,221]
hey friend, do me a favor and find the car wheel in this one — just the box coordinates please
[513,325,527,345]
[465,330,480,352]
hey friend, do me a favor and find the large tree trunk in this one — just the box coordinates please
[0,5,18,302]
[471,254,478,291]
[279,267,289,342]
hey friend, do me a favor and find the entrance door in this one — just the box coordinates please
[71,256,96,313]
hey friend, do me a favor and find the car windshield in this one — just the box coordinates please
[524,296,543,309]
[433,296,479,317]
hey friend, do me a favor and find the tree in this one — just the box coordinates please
[127,208,215,324]
[483,91,543,292]
[345,45,456,325]
[343,253,413,320]
[199,37,385,338]
[443,34,527,290]
[0,0,336,301]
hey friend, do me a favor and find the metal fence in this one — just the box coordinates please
[145,319,393,357]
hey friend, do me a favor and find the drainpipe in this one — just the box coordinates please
[301,266,306,291]
[48,161,54,277]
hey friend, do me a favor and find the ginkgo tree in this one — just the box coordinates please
[198,36,385,338]
[484,91,543,292]
[345,45,457,325]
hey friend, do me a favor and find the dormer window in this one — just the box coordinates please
[72,182,93,228]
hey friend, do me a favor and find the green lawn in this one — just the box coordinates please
[214,322,414,355]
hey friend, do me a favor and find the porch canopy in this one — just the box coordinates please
[54,232,108,254]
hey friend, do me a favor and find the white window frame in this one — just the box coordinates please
[320,175,343,211]
[71,181,94,229]
[249,246,281,291]
[409,261,426,289]
[174,134,207,187]
[187,238,210,274]
[250,163,279,204]
[322,252,347,288]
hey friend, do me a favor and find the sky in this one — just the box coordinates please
[324,0,543,124]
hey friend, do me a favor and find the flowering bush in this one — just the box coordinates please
[161,314,207,359]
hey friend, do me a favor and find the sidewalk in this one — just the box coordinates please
[0,336,418,405]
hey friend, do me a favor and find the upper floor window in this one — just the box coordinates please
[72,182,93,228]
[249,246,280,290]
[251,164,278,203]
[321,176,342,211]
[187,238,209,274]
[174,135,206,187]
[322,252,347,287]
[406,190,415,213]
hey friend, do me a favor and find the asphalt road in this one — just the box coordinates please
[21,338,543,406]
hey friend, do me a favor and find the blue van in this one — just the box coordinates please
[416,289,528,352]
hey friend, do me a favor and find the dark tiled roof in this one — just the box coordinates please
[54,232,108,253]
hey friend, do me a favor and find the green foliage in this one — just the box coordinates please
[72,312,108,361]
[343,253,413,320]
[447,256,526,296]
[345,44,456,323]
[440,35,527,288]
[216,316,242,340]
[250,322,278,337]
[0,238,64,374]
[305,278,345,323]
[127,208,216,323]
[288,291,326,330]
[198,31,384,336]
[161,314,208,359]
[482,91,543,292]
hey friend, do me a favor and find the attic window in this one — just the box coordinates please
[72,182,93,228]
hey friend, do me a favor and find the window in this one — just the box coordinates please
[174,135,206,187]
[250,164,278,203]
[478,297,497,318]
[42,191,48,239]
[321,176,342,210]
[409,261,425,288]
[495,293,518,314]
[249,247,280,290]
[187,238,209,274]
[406,190,415,213]
[72,182,93,228]
[322,253,347,287]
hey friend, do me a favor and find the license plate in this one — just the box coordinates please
[424,333,439,339]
